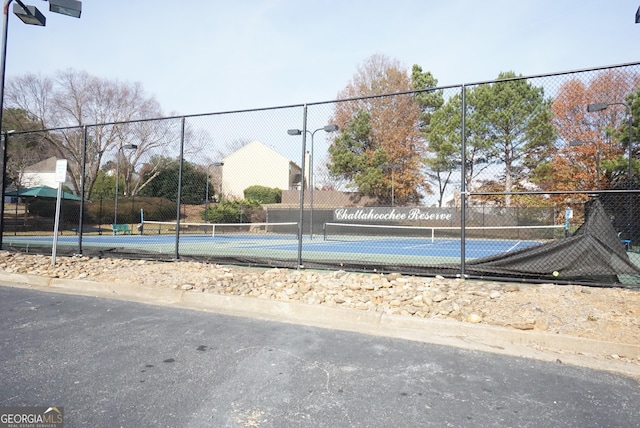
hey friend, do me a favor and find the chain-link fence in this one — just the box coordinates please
[2,62,640,287]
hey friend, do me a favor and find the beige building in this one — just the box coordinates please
[20,157,74,191]
[221,141,303,199]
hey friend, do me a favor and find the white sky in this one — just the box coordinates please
[5,0,640,116]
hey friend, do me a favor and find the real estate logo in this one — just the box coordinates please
[0,406,63,428]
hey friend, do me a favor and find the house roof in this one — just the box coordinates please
[223,140,301,169]
[24,157,58,173]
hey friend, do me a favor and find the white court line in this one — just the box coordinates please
[403,239,458,250]
[506,241,524,252]
[403,243,437,249]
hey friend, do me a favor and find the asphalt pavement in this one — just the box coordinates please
[1,285,639,427]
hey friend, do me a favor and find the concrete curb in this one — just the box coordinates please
[1,272,639,378]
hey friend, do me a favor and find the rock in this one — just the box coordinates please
[0,252,635,352]
[355,302,369,311]
[509,323,535,331]
[534,320,549,331]
[467,313,483,323]
[404,306,418,315]
[432,294,446,303]
[333,270,347,279]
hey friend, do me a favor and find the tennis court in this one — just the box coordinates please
[1,221,564,264]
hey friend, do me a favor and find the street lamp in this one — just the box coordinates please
[569,139,601,189]
[204,161,223,222]
[287,123,339,239]
[379,163,402,206]
[12,3,45,25]
[0,0,82,243]
[114,143,137,225]
[48,0,82,18]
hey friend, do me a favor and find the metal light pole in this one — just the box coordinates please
[0,0,81,246]
[287,124,338,239]
[587,102,634,244]
[391,168,395,206]
[587,102,633,185]
[379,163,402,206]
[113,143,137,225]
[204,161,223,222]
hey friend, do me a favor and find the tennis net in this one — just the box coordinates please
[323,222,565,243]
[141,221,298,238]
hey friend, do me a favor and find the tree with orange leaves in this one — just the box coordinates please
[535,69,640,194]
[327,55,438,205]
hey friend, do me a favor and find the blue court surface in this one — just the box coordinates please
[251,237,539,259]
[2,233,546,260]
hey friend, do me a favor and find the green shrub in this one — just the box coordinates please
[203,199,262,223]
[243,185,281,204]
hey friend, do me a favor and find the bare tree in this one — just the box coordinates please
[5,69,166,199]
[128,119,186,196]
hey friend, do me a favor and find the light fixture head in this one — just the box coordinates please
[323,124,339,132]
[13,4,46,26]
[123,144,138,150]
[587,103,609,113]
[49,0,82,18]
[287,129,302,136]
[569,140,586,147]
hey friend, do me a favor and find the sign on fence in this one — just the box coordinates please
[334,207,454,223]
